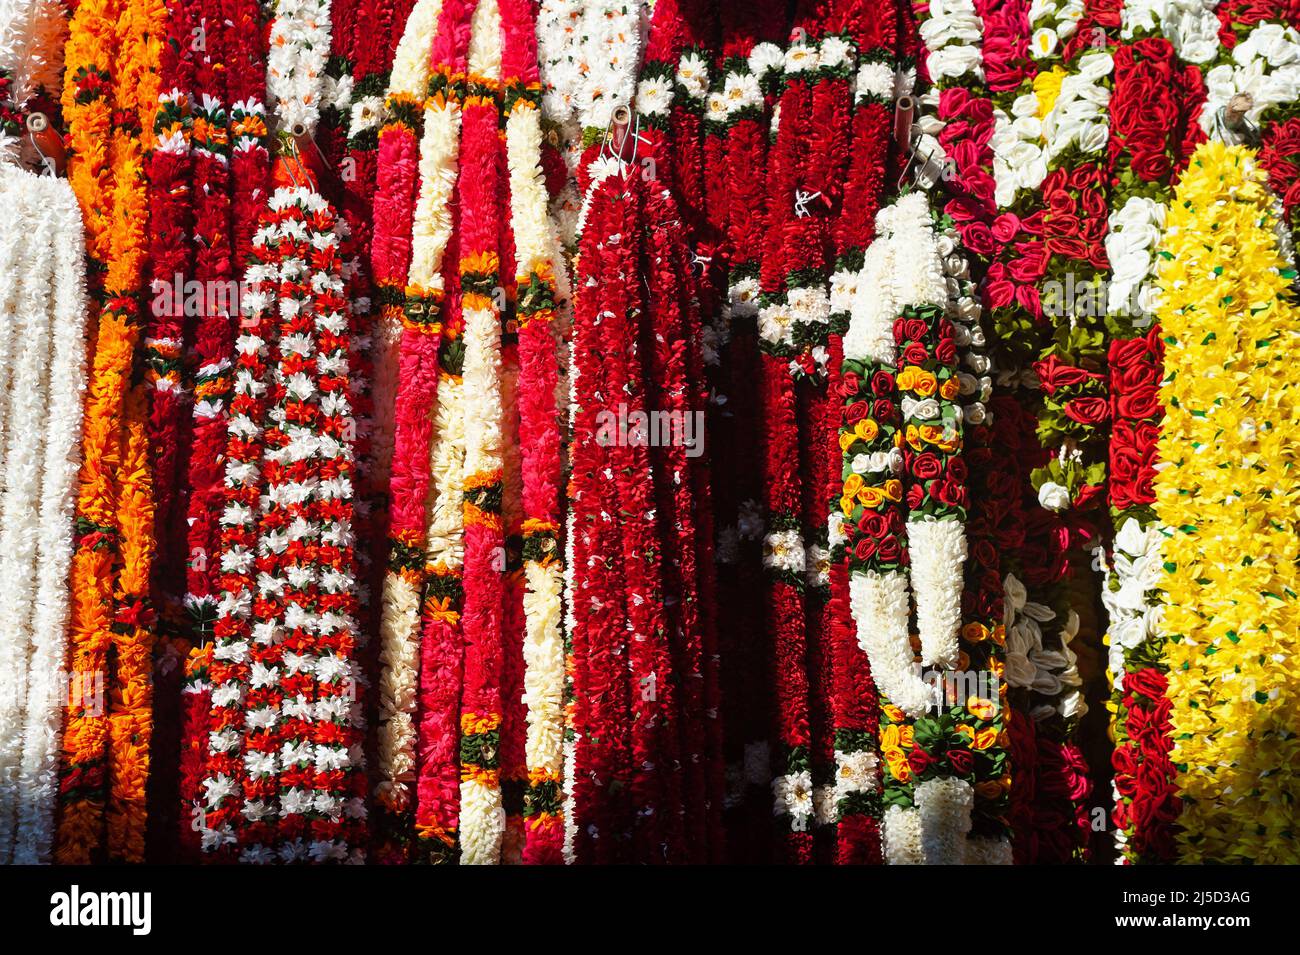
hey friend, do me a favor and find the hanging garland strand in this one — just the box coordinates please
[57,0,165,866]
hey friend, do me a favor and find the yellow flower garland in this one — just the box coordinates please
[1155,140,1300,864]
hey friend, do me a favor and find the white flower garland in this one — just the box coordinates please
[0,168,88,864]
[882,803,924,864]
[536,0,585,124]
[915,776,974,864]
[266,0,334,134]
[1201,22,1300,134]
[1121,0,1220,64]
[922,0,985,83]
[990,96,1049,209]
[1102,518,1166,692]
[1003,573,1085,720]
[0,0,66,105]
[574,1,643,131]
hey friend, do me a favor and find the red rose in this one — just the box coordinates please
[1125,666,1167,701]
[839,370,861,399]
[1064,396,1110,426]
[935,337,957,366]
[946,748,974,776]
[991,213,1021,244]
[845,400,868,424]
[1073,482,1105,510]
[1046,186,1076,217]
[1034,355,1101,394]
[907,748,934,775]
[902,341,929,366]
[906,483,925,510]
[886,508,904,535]
[912,451,942,480]
[1019,209,1049,236]
[1117,384,1160,420]
[853,537,877,562]
[947,456,968,483]
[857,510,886,538]
[871,370,895,396]
[960,220,995,256]
[985,275,1015,309]
[873,399,897,423]
[900,317,928,342]
[876,534,902,563]
[931,475,967,508]
[1008,240,1049,282]
[970,537,998,573]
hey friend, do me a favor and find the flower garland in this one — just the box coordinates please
[1101,6,1209,864]
[1154,140,1300,864]
[199,0,367,864]
[501,0,570,865]
[713,1,786,861]
[56,0,165,866]
[371,0,457,861]
[143,0,195,635]
[915,0,1015,860]
[753,9,829,864]
[139,0,198,863]
[177,0,272,863]
[568,169,634,862]
[457,0,508,865]
[0,168,89,864]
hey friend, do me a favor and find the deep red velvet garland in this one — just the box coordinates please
[144,0,195,623]
[569,177,634,863]
[598,178,687,863]
[642,182,717,861]
[754,0,836,865]
[140,0,196,864]
[717,0,785,862]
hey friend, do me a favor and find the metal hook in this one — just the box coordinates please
[24,112,57,177]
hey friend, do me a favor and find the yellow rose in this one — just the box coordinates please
[854,418,879,442]
[839,431,856,452]
[972,726,998,750]
[857,485,885,508]
[880,725,899,750]
[968,697,998,721]
[912,370,938,396]
[883,479,903,502]
[905,424,922,451]
[939,377,959,400]
[882,704,906,724]
[918,424,945,445]
[962,622,989,643]
[843,473,864,497]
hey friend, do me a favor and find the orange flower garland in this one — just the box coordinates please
[57,0,164,865]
